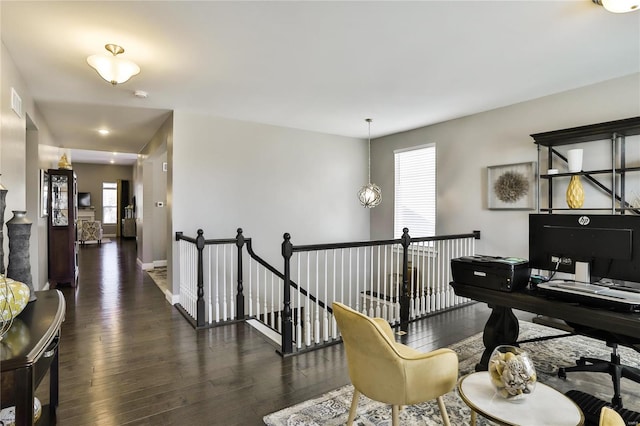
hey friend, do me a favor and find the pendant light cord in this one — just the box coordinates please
[366,118,372,183]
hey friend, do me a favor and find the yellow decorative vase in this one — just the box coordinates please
[566,175,584,209]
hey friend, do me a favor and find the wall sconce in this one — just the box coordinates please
[593,0,639,13]
[87,44,140,85]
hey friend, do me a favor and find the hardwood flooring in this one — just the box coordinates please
[44,238,526,425]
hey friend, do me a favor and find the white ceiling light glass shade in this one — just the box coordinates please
[593,0,639,13]
[358,118,382,208]
[87,44,140,85]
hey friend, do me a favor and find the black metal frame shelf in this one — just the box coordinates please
[531,116,640,214]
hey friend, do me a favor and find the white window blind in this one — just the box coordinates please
[394,145,436,239]
[102,182,118,224]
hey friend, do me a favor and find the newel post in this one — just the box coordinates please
[400,227,411,326]
[281,233,294,354]
[235,228,245,319]
[196,229,205,328]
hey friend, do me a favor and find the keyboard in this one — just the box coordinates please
[538,280,640,311]
[551,281,608,294]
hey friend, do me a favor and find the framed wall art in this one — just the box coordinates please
[487,161,536,210]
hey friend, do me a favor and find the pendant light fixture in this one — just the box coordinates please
[87,44,140,85]
[358,118,382,208]
[593,0,639,13]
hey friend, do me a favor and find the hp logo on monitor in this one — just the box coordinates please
[578,216,590,226]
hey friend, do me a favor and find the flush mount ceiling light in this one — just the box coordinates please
[358,118,382,208]
[87,44,140,85]
[593,0,639,13]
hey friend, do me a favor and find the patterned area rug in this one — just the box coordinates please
[146,267,167,293]
[263,321,640,425]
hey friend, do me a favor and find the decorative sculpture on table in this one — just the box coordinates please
[6,211,36,301]
[489,345,537,399]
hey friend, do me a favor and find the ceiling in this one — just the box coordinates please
[2,1,639,166]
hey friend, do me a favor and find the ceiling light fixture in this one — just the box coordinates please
[593,0,639,13]
[358,118,382,208]
[98,129,109,135]
[87,44,140,85]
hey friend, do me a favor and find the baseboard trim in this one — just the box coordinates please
[166,290,179,305]
[137,258,154,271]
[247,319,281,345]
[153,260,167,268]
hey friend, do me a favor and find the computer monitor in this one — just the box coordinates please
[529,214,640,285]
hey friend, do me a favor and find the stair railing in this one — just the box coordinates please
[174,227,480,357]
[279,228,480,355]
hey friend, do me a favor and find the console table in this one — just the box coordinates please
[1,290,65,425]
[449,282,640,371]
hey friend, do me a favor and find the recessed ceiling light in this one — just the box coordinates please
[110,159,115,164]
[98,129,110,135]
[113,152,118,155]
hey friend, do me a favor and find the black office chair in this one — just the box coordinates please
[558,340,640,408]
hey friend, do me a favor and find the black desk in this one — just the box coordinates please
[450,282,640,370]
[1,290,65,425]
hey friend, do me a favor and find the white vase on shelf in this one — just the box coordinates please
[567,149,583,172]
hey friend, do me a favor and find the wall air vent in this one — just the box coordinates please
[11,87,22,118]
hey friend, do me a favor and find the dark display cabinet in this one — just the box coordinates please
[48,168,78,287]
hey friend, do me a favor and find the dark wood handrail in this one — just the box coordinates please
[291,231,480,252]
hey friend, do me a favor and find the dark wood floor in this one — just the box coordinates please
[43,238,528,425]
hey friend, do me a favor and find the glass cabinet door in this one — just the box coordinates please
[51,174,69,226]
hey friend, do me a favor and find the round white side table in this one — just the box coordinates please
[457,372,584,426]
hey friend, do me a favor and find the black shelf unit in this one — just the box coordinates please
[531,117,640,214]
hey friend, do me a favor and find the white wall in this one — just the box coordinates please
[171,113,371,293]
[151,151,167,263]
[136,114,171,270]
[1,42,59,291]
[371,73,640,259]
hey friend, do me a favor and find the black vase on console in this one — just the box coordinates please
[7,210,36,301]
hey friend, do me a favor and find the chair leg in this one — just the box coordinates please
[392,405,399,426]
[437,396,451,426]
[347,389,360,426]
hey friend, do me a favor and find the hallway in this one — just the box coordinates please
[47,238,494,425]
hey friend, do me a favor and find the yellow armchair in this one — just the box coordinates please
[332,302,459,426]
[599,407,626,426]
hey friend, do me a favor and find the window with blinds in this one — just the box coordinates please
[394,144,436,239]
[102,182,118,224]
